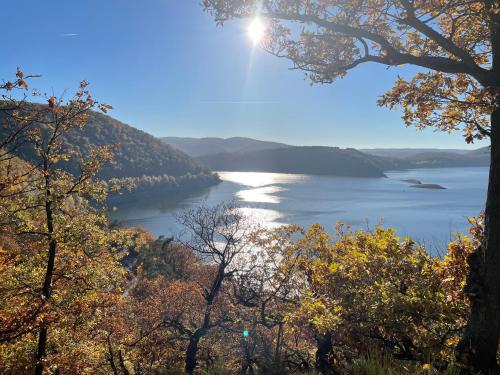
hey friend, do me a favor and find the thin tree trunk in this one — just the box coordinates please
[185,335,200,375]
[184,261,225,374]
[240,337,252,375]
[34,239,56,375]
[118,350,130,375]
[274,322,283,372]
[106,335,119,375]
[34,325,48,375]
[457,107,500,374]
[34,164,57,375]
[315,333,334,375]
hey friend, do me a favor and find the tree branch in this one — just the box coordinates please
[262,10,492,84]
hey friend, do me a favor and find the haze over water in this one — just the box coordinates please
[112,167,488,255]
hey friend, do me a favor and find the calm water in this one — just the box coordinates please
[111,167,488,254]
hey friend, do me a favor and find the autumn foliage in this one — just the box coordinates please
[0,71,484,374]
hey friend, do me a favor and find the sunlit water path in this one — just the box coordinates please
[111,167,488,254]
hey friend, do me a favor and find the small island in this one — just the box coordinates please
[402,179,422,185]
[410,183,447,190]
[402,178,446,190]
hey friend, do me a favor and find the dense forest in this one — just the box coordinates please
[404,150,490,168]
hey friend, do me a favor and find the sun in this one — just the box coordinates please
[248,18,266,44]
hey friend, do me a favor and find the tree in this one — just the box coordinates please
[100,236,205,374]
[240,225,314,374]
[202,1,500,372]
[298,225,469,370]
[174,201,253,374]
[0,71,137,374]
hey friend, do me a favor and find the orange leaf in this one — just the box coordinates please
[18,79,28,90]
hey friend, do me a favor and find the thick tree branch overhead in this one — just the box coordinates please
[263,10,487,79]
[204,0,496,140]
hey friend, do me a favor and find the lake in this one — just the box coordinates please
[111,167,489,254]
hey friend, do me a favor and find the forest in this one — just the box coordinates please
[0,70,489,375]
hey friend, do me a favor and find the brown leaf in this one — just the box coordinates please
[18,79,28,90]
[99,103,113,113]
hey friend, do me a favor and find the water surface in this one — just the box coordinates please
[111,167,488,254]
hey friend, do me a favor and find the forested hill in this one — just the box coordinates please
[197,147,387,177]
[1,108,220,194]
[65,111,211,179]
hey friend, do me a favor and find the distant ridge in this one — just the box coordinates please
[162,136,290,157]
[162,137,489,173]
[360,148,473,158]
[405,149,490,168]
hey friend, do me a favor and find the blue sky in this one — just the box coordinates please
[2,0,487,149]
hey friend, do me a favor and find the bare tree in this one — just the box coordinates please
[173,201,253,374]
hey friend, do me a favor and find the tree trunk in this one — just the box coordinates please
[315,333,334,375]
[457,107,500,374]
[34,169,57,375]
[34,325,48,375]
[185,335,200,375]
[106,335,119,375]
[118,350,130,375]
[240,337,253,375]
[34,239,56,375]
[274,322,283,372]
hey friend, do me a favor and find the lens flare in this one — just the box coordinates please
[248,18,265,44]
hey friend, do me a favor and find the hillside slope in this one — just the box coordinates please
[71,112,213,179]
[1,108,220,194]
[197,147,386,177]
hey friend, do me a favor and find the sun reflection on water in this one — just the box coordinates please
[218,171,308,187]
[215,172,309,227]
[239,207,285,229]
[237,186,285,203]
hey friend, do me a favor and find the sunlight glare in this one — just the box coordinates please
[248,18,266,44]
[236,186,285,203]
[217,171,307,188]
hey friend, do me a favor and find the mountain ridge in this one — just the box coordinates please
[164,137,489,172]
